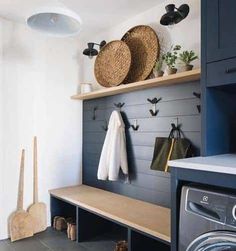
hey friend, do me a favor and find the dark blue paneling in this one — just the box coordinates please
[83,82,201,207]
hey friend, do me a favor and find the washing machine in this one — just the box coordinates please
[179,186,236,251]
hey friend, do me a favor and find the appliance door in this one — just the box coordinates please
[187,231,236,251]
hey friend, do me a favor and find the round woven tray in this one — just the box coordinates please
[121,25,160,83]
[94,40,131,87]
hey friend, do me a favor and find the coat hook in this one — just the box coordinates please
[92,106,98,120]
[114,102,125,110]
[193,92,201,99]
[147,97,162,116]
[172,117,181,128]
[102,120,108,131]
[193,92,201,113]
[197,105,201,113]
[131,119,139,131]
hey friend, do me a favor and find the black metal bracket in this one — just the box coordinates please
[193,92,201,113]
[114,102,125,110]
[147,97,162,116]
[92,106,98,120]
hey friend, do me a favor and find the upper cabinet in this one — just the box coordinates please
[206,0,236,87]
[202,0,236,156]
[206,0,236,63]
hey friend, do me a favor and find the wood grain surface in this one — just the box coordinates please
[49,185,171,243]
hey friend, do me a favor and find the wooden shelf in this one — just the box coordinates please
[49,185,171,243]
[71,68,200,101]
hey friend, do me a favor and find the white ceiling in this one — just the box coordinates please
[0,0,163,38]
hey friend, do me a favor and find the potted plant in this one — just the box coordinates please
[162,45,181,75]
[154,58,164,77]
[179,50,198,71]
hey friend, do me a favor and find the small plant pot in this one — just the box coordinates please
[167,68,177,75]
[156,70,164,77]
[184,64,194,71]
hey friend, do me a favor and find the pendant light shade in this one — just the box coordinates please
[160,4,189,26]
[26,6,82,37]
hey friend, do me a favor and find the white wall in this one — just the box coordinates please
[0,0,200,239]
[0,18,82,239]
[80,0,200,90]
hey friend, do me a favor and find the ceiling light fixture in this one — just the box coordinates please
[83,41,106,59]
[160,4,189,26]
[26,5,82,37]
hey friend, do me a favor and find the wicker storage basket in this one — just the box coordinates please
[121,25,160,83]
[94,40,131,87]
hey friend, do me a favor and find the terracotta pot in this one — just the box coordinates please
[156,70,164,77]
[184,64,194,71]
[167,67,177,75]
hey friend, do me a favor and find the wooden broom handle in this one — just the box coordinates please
[17,149,25,210]
[33,136,38,203]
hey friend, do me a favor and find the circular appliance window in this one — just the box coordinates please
[187,231,236,251]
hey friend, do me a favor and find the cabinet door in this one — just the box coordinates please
[207,0,236,62]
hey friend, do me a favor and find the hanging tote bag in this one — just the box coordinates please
[150,124,194,172]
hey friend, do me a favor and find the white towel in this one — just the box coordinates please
[97,110,128,181]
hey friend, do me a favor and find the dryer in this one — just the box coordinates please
[179,186,236,251]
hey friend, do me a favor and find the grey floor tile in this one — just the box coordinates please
[80,235,116,251]
[0,228,120,251]
[0,240,14,251]
[39,233,87,251]
[6,238,50,251]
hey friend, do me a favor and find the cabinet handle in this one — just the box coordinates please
[225,67,236,74]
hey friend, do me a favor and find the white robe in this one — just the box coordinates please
[97,110,128,181]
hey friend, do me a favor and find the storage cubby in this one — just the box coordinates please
[77,207,128,244]
[50,196,77,226]
[50,186,171,250]
[202,87,236,156]
[130,230,170,251]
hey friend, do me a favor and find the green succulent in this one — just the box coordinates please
[162,45,181,69]
[179,50,198,66]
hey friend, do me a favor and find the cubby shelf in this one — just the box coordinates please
[71,68,201,101]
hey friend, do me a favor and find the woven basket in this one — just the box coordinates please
[94,40,131,87]
[121,25,160,84]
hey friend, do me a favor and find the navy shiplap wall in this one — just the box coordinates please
[83,81,200,208]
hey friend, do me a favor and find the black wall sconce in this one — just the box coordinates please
[83,40,106,59]
[160,4,189,26]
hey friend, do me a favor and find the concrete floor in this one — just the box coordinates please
[0,228,116,251]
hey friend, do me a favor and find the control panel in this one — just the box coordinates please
[186,187,236,228]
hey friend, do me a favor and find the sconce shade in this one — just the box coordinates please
[83,43,98,58]
[27,6,82,37]
[160,4,189,26]
[83,41,106,58]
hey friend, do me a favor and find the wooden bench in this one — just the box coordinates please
[49,185,171,251]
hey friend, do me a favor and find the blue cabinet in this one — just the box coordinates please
[205,0,236,87]
[201,0,236,156]
[206,0,236,63]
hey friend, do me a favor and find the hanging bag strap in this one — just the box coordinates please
[164,138,175,172]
